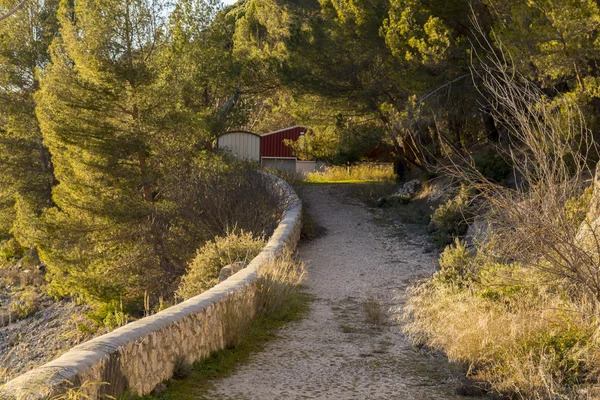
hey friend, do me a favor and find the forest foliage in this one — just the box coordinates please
[4,0,600,395]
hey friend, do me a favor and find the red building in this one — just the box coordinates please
[217,126,316,172]
[260,126,313,171]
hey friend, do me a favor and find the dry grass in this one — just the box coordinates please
[305,164,395,183]
[222,290,256,349]
[362,296,387,325]
[404,30,600,399]
[219,248,306,350]
[255,250,306,317]
[404,263,600,399]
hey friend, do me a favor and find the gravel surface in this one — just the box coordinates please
[200,184,468,400]
[0,299,95,382]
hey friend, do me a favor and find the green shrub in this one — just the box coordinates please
[473,149,512,184]
[435,240,475,287]
[430,185,472,244]
[102,310,128,331]
[514,325,592,387]
[564,185,594,227]
[86,300,129,330]
[0,239,23,267]
[176,231,265,300]
[10,289,39,320]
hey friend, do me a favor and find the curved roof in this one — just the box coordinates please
[219,130,262,138]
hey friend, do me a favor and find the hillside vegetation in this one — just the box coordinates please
[3,0,600,397]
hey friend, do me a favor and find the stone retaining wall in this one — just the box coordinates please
[0,175,301,400]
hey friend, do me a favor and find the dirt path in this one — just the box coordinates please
[201,185,465,399]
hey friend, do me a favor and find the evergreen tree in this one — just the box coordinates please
[36,0,171,308]
[0,0,58,263]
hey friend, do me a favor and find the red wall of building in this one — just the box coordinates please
[260,126,307,158]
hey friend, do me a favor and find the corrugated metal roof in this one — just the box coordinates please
[261,126,307,158]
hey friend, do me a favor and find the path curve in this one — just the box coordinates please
[202,185,465,399]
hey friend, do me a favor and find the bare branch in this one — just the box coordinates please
[0,0,26,22]
[416,74,470,105]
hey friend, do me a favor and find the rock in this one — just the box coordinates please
[587,162,600,220]
[152,383,167,395]
[465,217,489,245]
[576,163,600,249]
[394,179,421,197]
[376,179,421,208]
[376,195,410,208]
[218,261,248,282]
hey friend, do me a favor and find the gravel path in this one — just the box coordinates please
[201,185,466,399]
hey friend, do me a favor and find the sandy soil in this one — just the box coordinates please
[197,185,467,400]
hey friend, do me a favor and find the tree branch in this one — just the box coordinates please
[0,0,26,22]
[417,74,470,104]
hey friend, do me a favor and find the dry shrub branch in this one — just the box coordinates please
[404,28,600,399]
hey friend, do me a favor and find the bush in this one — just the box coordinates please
[435,240,475,287]
[176,231,265,300]
[404,254,600,399]
[430,185,472,244]
[38,156,286,315]
[86,301,129,330]
[404,42,600,399]
[10,289,39,321]
[0,239,22,267]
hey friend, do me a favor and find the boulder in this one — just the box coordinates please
[377,179,421,208]
[394,179,421,197]
[218,261,248,282]
[465,217,489,245]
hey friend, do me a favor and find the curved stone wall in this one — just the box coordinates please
[0,175,302,400]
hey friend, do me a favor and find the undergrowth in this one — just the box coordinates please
[140,251,309,399]
[176,231,265,300]
[404,55,600,399]
[305,164,395,183]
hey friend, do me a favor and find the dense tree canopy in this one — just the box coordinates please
[2,0,600,313]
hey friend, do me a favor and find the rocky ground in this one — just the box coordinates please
[0,298,97,382]
[189,184,474,399]
[0,259,102,383]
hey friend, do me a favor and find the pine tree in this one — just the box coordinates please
[36,0,171,308]
[0,0,58,263]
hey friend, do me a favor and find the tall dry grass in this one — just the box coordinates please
[255,249,306,317]
[305,164,395,183]
[404,249,600,398]
[404,29,600,399]
[222,248,306,348]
